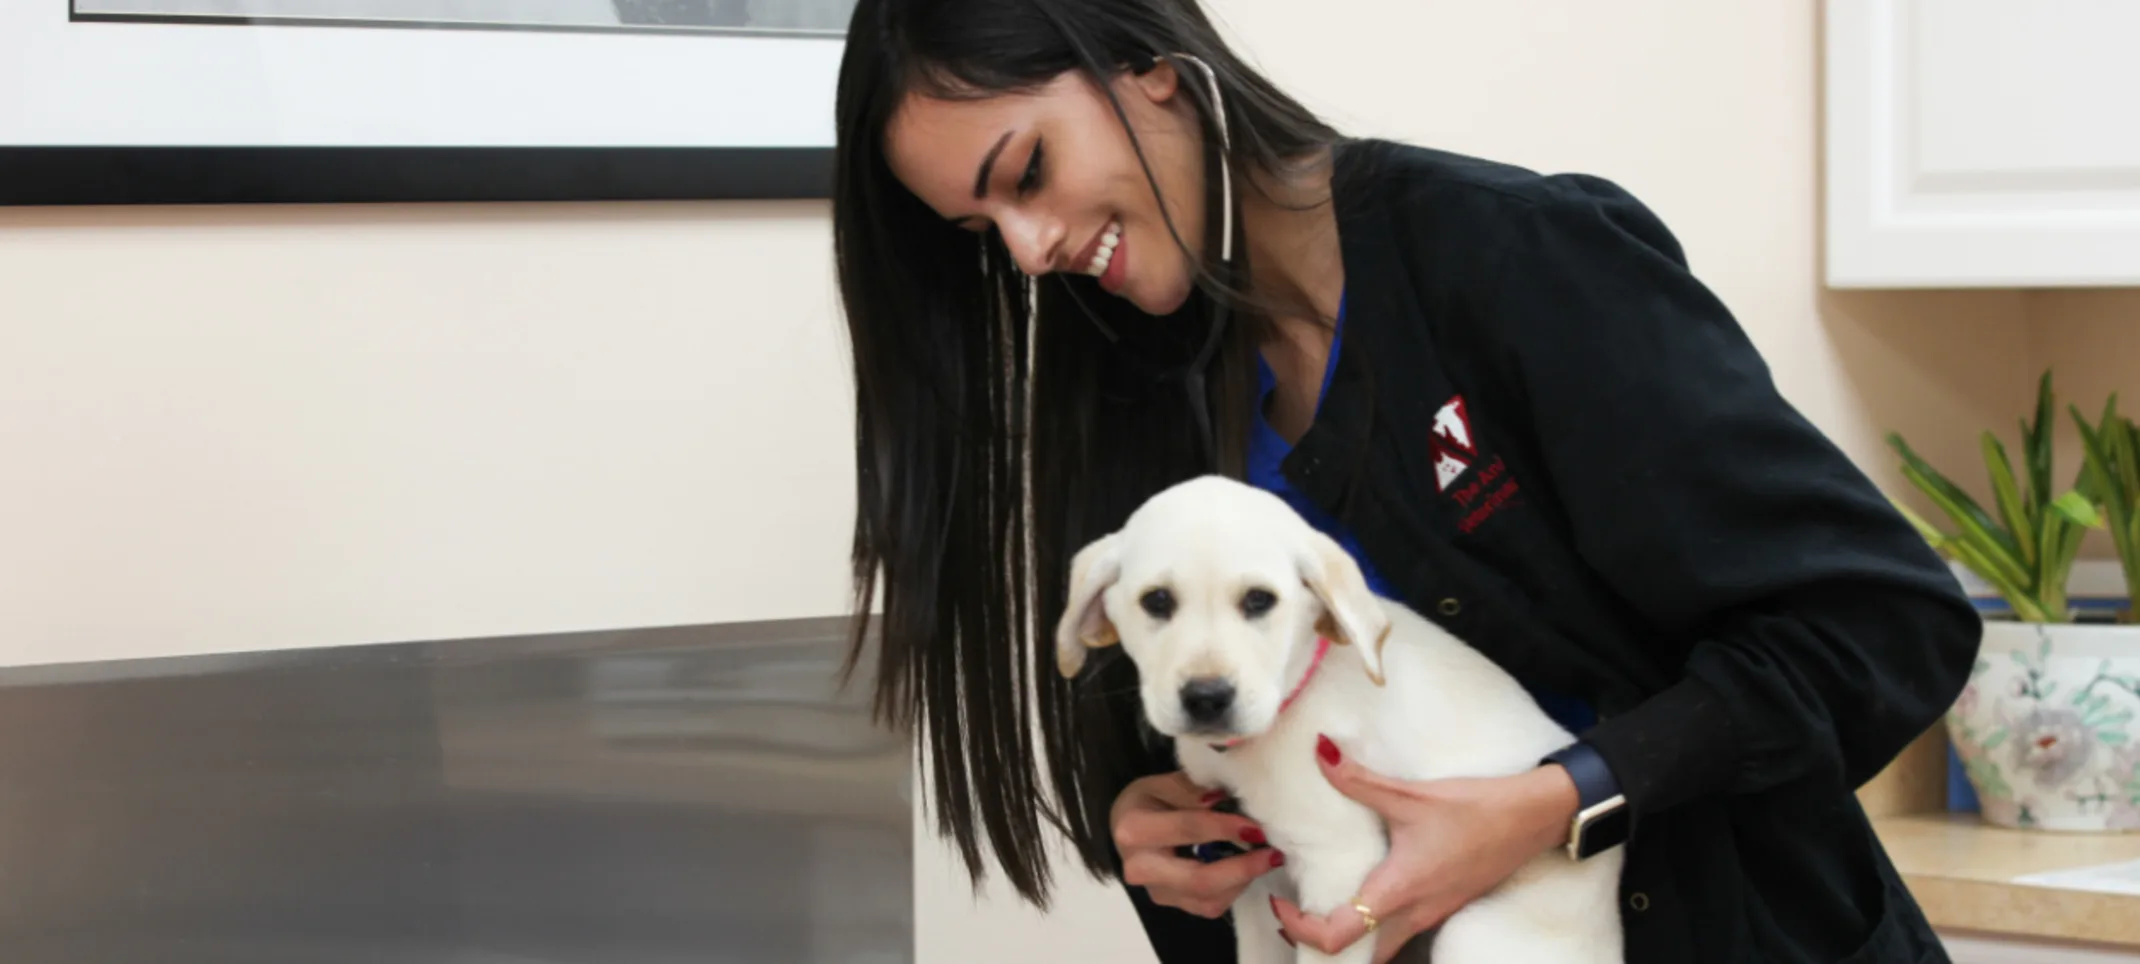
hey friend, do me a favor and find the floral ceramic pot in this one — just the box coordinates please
[1947,620,2140,832]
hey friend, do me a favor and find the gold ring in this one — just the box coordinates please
[1350,895,1379,934]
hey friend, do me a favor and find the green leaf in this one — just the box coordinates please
[2072,408,2126,520]
[1984,432,2037,567]
[2035,518,2073,619]
[1893,502,2034,610]
[2100,396,2135,482]
[1891,434,2028,570]
[1982,728,2010,750]
[2117,409,2140,496]
[2048,489,2105,529]
[1890,498,1950,546]
[2113,414,2140,604]
[1911,494,2022,582]
[2030,370,2056,507]
[2042,506,2094,620]
[2022,416,2045,518]
[1951,533,2049,620]
[2076,401,2140,616]
[1902,463,2033,591]
[2101,730,2132,746]
[2119,406,2140,469]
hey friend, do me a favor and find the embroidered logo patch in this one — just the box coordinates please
[1429,394,1522,534]
[1428,396,1477,492]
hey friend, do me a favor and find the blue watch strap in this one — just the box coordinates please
[1543,741,1620,809]
[1542,741,1629,860]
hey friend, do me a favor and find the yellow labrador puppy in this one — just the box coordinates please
[1055,475,1625,964]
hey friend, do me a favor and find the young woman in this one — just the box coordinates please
[829,1,1981,961]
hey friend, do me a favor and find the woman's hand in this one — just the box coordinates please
[1111,771,1285,919]
[1270,737,1581,963]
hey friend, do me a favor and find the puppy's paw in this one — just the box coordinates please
[1229,880,1295,964]
[1294,944,1376,964]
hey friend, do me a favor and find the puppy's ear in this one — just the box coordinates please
[1054,532,1124,679]
[1299,530,1392,686]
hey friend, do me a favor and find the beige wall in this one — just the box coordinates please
[2033,290,2140,430]
[0,0,2090,962]
[0,201,856,667]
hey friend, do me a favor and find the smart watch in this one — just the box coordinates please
[1541,742,1629,861]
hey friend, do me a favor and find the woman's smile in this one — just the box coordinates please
[1073,218,1128,292]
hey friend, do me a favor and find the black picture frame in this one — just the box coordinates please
[3,0,846,207]
[0,145,834,206]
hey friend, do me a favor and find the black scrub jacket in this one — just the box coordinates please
[1123,138,1981,964]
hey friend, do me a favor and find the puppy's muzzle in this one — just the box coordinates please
[1178,677,1236,727]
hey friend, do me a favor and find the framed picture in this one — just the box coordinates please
[0,0,850,205]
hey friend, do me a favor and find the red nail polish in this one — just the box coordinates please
[1200,790,1226,805]
[1269,850,1285,868]
[1317,734,1341,766]
[1278,928,1295,948]
[1241,827,1267,846]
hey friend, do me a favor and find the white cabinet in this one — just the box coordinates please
[1823,0,2140,288]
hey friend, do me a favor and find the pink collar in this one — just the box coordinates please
[1209,636,1333,752]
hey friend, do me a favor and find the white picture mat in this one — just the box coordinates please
[71,0,856,35]
[0,3,844,147]
[2013,858,2140,897]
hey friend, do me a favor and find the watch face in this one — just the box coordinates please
[1578,802,1631,859]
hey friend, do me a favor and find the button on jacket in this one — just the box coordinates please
[1121,139,1981,964]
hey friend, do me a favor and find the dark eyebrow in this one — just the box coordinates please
[972,130,1013,199]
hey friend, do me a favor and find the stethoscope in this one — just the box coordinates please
[1174,51,1234,471]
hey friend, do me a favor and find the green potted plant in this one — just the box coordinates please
[2072,393,2140,624]
[1889,371,2140,832]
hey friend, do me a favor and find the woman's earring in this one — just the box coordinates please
[1168,52,1232,265]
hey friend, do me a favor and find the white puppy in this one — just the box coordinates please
[1054,475,1625,964]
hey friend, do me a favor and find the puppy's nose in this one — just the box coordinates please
[1179,677,1236,725]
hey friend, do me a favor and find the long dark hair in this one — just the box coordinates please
[832,0,1341,906]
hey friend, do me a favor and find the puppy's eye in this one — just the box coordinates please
[1139,588,1175,619]
[1240,588,1277,617]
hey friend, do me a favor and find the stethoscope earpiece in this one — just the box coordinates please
[1168,52,1232,265]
